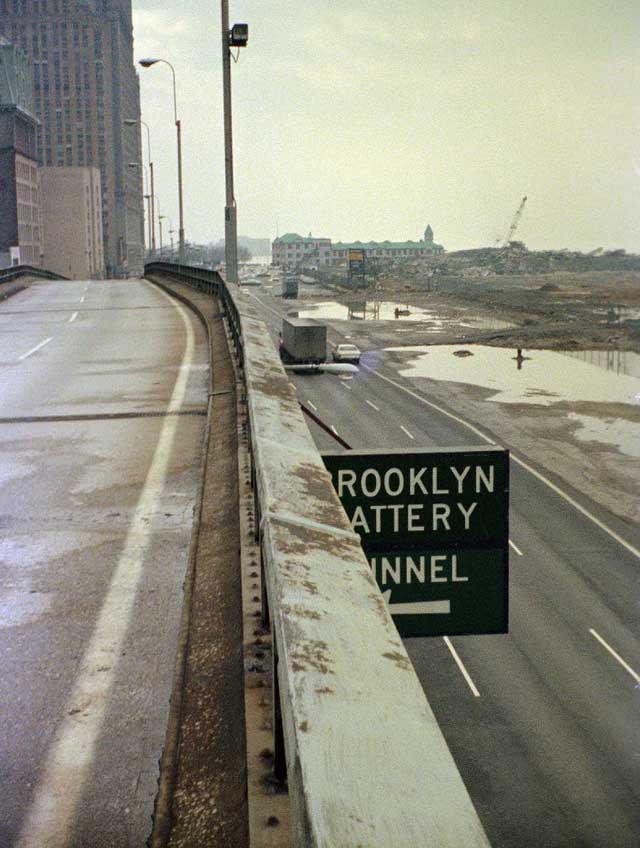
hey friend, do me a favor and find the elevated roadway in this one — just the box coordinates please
[0,278,208,846]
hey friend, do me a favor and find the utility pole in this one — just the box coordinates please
[221,3,248,284]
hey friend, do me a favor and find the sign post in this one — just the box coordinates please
[347,248,366,289]
[322,446,509,637]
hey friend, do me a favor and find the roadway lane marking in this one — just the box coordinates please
[16,284,195,848]
[589,629,640,685]
[366,400,380,411]
[68,311,79,324]
[509,539,523,556]
[18,337,52,360]
[307,400,317,411]
[79,295,85,303]
[367,365,640,562]
[400,425,414,440]
[443,637,481,697]
[340,380,352,389]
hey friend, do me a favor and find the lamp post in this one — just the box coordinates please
[158,214,165,257]
[139,58,184,262]
[221,5,248,284]
[124,118,155,252]
[128,161,149,257]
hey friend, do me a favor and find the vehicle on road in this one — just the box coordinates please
[283,275,299,298]
[280,317,326,365]
[332,343,361,364]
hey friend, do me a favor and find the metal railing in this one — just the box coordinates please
[0,264,68,285]
[144,261,491,847]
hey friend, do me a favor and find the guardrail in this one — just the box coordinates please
[0,264,68,285]
[145,261,491,847]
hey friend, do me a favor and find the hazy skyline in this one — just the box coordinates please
[133,1,639,253]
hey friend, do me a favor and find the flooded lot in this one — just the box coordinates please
[389,345,640,405]
[386,344,640,458]
[296,300,514,330]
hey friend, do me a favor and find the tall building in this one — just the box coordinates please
[0,0,144,277]
[40,165,104,278]
[0,36,42,268]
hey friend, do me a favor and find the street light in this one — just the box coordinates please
[221,2,248,284]
[128,162,151,253]
[139,58,185,262]
[158,214,166,257]
[124,118,156,252]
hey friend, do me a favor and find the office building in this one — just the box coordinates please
[0,36,42,268]
[40,165,104,278]
[0,0,144,276]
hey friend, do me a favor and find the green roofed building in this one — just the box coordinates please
[271,232,332,270]
[271,226,444,271]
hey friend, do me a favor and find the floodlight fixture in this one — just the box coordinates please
[229,23,248,47]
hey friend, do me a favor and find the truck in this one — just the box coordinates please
[282,275,299,298]
[280,317,327,365]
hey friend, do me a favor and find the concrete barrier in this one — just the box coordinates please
[145,262,491,848]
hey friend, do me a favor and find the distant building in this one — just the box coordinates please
[330,226,444,267]
[40,166,104,278]
[271,233,332,270]
[271,226,444,272]
[0,37,42,268]
[0,1,144,277]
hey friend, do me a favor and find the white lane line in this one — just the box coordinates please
[443,637,481,697]
[16,286,195,848]
[589,629,640,685]
[367,365,640,562]
[340,380,352,389]
[509,539,523,556]
[400,425,414,440]
[368,366,495,445]
[79,295,85,303]
[18,337,52,360]
[68,311,79,324]
[366,400,380,411]
[307,400,317,411]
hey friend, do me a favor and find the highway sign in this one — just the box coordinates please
[323,446,509,637]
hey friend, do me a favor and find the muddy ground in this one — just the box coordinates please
[296,270,640,527]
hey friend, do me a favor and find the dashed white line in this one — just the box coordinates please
[400,425,414,440]
[366,400,380,411]
[509,539,523,556]
[307,400,317,411]
[68,311,79,324]
[443,637,481,697]
[589,629,640,685]
[340,380,352,389]
[79,295,85,303]
[19,337,52,361]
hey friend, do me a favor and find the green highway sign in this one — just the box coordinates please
[322,446,509,637]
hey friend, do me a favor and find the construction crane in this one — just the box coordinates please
[498,195,527,247]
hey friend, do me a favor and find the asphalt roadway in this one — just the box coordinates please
[0,278,208,847]
[249,285,640,848]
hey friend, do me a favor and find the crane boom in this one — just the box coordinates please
[502,195,527,246]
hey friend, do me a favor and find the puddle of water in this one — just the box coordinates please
[567,413,640,458]
[390,345,640,406]
[297,300,513,329]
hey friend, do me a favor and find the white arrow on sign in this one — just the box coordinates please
[382,590,451,615]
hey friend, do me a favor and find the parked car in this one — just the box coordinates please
[332,343,361,364]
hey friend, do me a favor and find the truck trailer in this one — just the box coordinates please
[280,317,327,365]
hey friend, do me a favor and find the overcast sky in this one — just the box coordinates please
[132,1,639,253]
